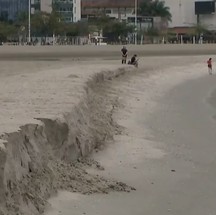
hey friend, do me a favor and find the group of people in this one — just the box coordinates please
[121,46,213,74]
[121,46,138,67]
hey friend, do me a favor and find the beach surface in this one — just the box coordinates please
[0,45,216,214]
[45,55,216,215]
[1,44,216,60]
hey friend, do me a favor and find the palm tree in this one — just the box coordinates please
[139,0,152,16]
[139,0,172,22]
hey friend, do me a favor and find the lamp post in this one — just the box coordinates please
[135,0,138,45]
[28,0,31,44]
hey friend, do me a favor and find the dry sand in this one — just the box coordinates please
[0,57,136,214]
[0,45,215,214]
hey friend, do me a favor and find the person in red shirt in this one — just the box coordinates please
[207,58,212,75]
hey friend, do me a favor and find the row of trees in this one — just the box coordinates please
[0,0,172,43]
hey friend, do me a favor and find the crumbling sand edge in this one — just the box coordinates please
[0,67,132,215]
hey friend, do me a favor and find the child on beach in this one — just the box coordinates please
[207,58,212,75]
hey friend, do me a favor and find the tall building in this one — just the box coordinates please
[0,0,81,23]
[32,0,41,12]
[0,0,28,21]
[40,0,52,13]
[164,0,216,30]
[52,0,81,22]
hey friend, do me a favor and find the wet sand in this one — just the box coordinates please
[1,44,216,60]
[45,56,216,215]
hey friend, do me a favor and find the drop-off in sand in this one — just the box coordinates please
[0,45,216,215]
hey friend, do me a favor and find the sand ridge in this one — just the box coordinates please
[0,46,214,214]
[0,62,136,215]
[44,55,213,215]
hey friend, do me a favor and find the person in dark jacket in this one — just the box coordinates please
[121,46,128,64]
[130,54,137,65]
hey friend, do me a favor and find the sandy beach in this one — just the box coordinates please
[46,56,216,215]
[1,44,216,60]
[0,45,216,214]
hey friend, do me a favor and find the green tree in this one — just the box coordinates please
[17,11,28,24]
[31,12,50,36]
[0,22,17,41]
[15,11,28,36]
[86,15,135,42]
[30,11,63,37]
[138,0,152,16]
[49,2,66,35]
[103,20,134,42]
[48,10,63,36]
[194,24,208,35]
[64,21,89,37]
[139,0,172,22]
[65,23,78,36]
[95,15,111,30]
[0,11,9,22]
[146,27,159,36]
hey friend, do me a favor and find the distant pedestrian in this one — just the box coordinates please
[207,58,212,75]
[121,46,128,64]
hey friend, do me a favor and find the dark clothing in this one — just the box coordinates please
[121,48,128,64]
[207,59,213,75]
[131,56,136,64]
[121,48,128,55]
[207,59,212,68]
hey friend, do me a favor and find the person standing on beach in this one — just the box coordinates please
[121,46,128,64]
[207,58,213,75]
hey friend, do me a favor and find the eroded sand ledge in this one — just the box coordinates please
[0,47,212,214]
[0,65,134,215]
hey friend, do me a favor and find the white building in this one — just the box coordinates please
[40,0,52,13]
[73,0,81,22]
[163,0,216,30]
[32,0,81,22]
[103,8,134,20]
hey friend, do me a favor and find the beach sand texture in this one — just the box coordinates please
[46,55,216,215]
[0,45,215,214]
[1,44,216,59]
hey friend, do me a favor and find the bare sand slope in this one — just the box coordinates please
[0,45,214,215]
[0,59,136,214]
[45,55,215,215]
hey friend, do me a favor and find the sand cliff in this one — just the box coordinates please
[0,63,134,215]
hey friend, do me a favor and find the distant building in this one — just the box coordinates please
[0,0,28,21]
[32,0,41,12]
[81,0,137,21]
[164,0,216,31]
[0,0,81,23]
[40,0,52,13]
[81,0,157,31]
[52,0,81,22]
[32,0,81,22]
